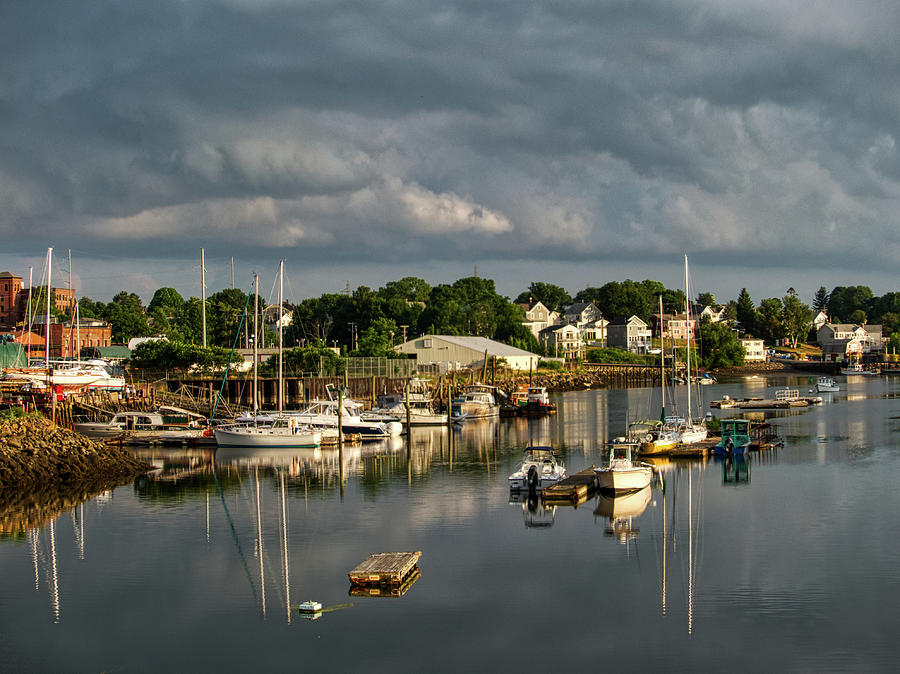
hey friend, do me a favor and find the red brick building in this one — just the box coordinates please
[0,271,79,330]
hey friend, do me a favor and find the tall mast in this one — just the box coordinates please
[684,254,692,422]
[659,294,665,423]
[26,267,33,350]
[45,248,52,367]
[253,272,259,416]
[278,259,284,414]
[75,301,80,362]
[200,248,207,348]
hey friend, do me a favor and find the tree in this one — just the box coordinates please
[148,287,185,313]
[207,288,248,347]
[378,277,431,304]
[826,286,873,323]
[812,286,829,313]
[105,291,150,342]
[514,282,572,313]
[698,321,745,369]
[781,294,814,348]
[735,288,757,335]
[756,298,784,343]
[352,317,400,358]
[278,341,344,376]
[697,292,716,307]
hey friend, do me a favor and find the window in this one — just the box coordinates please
[422,338,432,348]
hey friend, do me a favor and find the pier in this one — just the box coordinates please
[542,467,600,506]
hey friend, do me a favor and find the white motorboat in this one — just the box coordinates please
[3,360,125,391]
[75,409,209,444]
[816,376,840,392]
[841,363,880,376]
[594,442,654,493]
[452,383,500,419]
[290,398,402,439]
[508,446,567,491]
[373,379,449,426]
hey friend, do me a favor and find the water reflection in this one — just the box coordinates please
[594,485,651,544]
[508,491,556,528]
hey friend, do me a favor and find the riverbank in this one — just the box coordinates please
[0,413,151,498]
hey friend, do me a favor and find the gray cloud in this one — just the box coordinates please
[1,0,899,300]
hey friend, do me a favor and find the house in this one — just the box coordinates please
[811,311,829,331]
[666,313,696,341]
[699,305,727,323]
[607,316,652,354]
[394,334,541,371]
[520,300,561,340]
[581,318,609,347]
[817,323,883,359]
[740,337,766,362]
[46,318,113,359]
[539,324,584,360]
[564,302,602,327]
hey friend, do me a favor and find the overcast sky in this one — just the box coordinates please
[2,0,899,307]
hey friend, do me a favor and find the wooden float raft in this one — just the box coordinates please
[349,551,422,587]
[542,467,599,505]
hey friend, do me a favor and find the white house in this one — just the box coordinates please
[817,323,883,358]
[539,323,584,359]
[740,338,766,362]
[520,301,560,340]
[699,305,727,323]
[564,301,602,327]
[581,318,609,347]
[394,334,541,371]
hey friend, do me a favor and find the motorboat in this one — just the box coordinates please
[290,398,402,439]
[451,383,500,419]
[75,408,210,444]
[594,442,654,492]
[816,376,839,393]
[3,360,125,391]
[508,446,567,491]
[524,386,557,415]
[711,418,752,456]
[841,362,880,376]
[371,379,449,426]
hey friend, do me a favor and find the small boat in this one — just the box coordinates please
[524,386,557,415]
[711,418,752,456]
[508,446,567,491]
[816,376,839,393]
[75,408,209,444]
[594,442,653,493]
[214,415,322,448]
[451,383,500,419]
[841,363,880,376]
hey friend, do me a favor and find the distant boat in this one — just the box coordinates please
[452,383,500,419]
[816,376,839,392]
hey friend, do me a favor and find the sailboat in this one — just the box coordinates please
[214,264,322,449]
[641,296,682,455]
[674,255,707,445]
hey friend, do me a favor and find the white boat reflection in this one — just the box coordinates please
[508,491,557,528]
[594,485,651,543]
[214,439,406,477]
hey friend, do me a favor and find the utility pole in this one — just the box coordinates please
[231,256,234,289]
[201,248,207,348]
[67,249,72,315]
[400,325,408,343]
[348,322,357,351]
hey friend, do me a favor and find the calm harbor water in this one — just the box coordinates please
[3,374,900,672]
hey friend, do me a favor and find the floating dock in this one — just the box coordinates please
[349,568,421,597]
[541,467,599,505]
[349,551,421,587]
[711,389,822,409]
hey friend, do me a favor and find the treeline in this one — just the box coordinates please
[79,276,900,357]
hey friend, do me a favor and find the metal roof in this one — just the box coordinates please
[423,335,538,357]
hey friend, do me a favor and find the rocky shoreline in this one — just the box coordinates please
[0,414,152,531]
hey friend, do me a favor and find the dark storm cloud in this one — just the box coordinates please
[2,0,900,296]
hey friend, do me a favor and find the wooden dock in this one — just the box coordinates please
[542,467,599,505]
[349,568,421,597]
[349,551,421,587]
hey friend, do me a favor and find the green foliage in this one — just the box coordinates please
[105,291,151,342]
[276,342,344,376]
[538,359,564,371]
[514,282,572,313]
[351,318,400,358]
[735,288,757,334]
[576,280,666,319]
[826,286,873,323]
[697,292,716,306]
[756,298,784,343]
[586,347,654,365]
[698,321,745,368]
[207,288,248,347]
[781,294,814,348]
[812,286,830,313]
[130,340,241,370]
[0,407,28,421]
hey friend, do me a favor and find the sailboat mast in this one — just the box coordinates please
[253,273,258,416]
[45,248,52,368]
[200,248,207,348]
[684,255,692,422]
[659,294,665,422]
[278,259,284,414]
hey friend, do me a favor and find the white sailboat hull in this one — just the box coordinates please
[214,426,321,448]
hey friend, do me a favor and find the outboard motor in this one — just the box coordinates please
[724,437,734,455]
[527,464,540,491]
